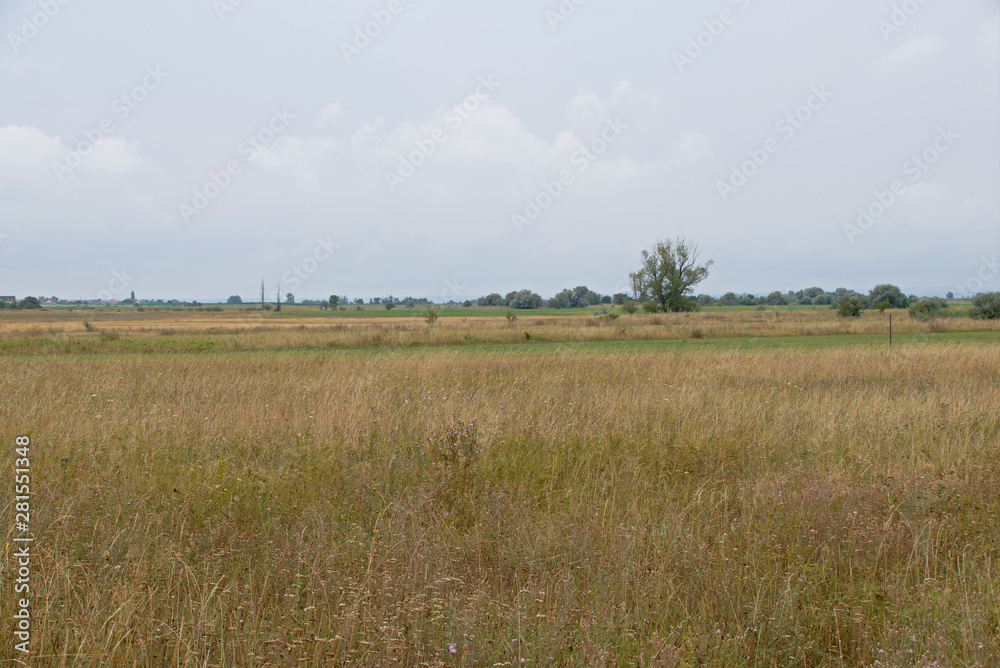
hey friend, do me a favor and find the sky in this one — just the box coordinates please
[1,0,998,302]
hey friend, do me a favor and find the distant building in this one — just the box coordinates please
[0,296,15,302]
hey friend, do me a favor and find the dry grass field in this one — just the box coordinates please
[1,308,998,666]
[0,306,997,356]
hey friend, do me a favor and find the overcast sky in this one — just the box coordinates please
[1,0,998,301]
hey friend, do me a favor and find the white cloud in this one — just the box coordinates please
[977,11,999,65]
[0,125,63,176]
[671,132,713,164]
[905,181,949,203]
[84,137,154,175]
[254,136,345,189]
[317,102,343,127]
[881,35,949,70]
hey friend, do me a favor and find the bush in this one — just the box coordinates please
[909,298,947,322]
[969,292,1000,320]
[641,301,662,314]
[621,301,639,315]
[837,297,864,318]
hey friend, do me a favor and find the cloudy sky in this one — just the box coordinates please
[1,0,998,302]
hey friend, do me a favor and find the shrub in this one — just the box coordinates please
[641,301,662,314]
[622,301,639,314]
[969,292,1000,320]
[909,298,947,322]
[837,297,863,318]
[425,308,439,325]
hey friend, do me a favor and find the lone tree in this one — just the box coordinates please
[630,238,713,312]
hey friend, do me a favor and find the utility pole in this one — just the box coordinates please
[276,282,281,312]
[261,279,265,310]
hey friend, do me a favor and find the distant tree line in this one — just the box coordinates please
[0,297,41,310]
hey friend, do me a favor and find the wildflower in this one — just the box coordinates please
[448,644,457,654]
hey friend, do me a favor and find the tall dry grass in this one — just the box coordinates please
[1,341,998,665]
[1,308,998,356]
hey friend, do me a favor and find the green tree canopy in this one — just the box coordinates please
[867,284,909,309]
[630,238,713,313]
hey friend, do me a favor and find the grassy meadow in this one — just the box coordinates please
[1,307,998,666]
